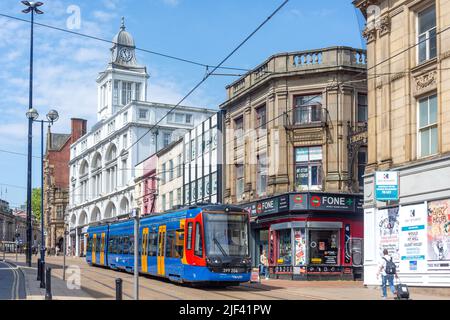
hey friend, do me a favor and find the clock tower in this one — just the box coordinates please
[96,17,149,121]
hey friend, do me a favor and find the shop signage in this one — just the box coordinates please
[241,193,363,217]
[399,204,427,273]
[375,171,399,201]
[290,194,308,210]
[308,194,357,212]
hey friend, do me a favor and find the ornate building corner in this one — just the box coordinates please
[377,15,391,37]
[362,27,377,43]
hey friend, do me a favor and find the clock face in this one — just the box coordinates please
[119,48,133,62]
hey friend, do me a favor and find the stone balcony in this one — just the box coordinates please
[226,46,367,100]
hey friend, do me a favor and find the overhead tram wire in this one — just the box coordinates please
[64,0,290,197]
[0,12,249,73]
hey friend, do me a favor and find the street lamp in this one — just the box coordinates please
[27,108,59,266]
[22,0,44,267]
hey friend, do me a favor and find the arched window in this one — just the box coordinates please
[91,153,103,198]
[104,202,117,219]
[105,145,118,193]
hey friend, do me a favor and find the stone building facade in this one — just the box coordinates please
[220,47,368,280]
[354,0,450,287]
[44,118,87,254]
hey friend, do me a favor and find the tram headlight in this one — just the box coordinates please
[206,257,222,265]
[241,258,251,265]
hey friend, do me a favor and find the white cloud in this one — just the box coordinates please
[92,10,118,23]
[163,0,180,7]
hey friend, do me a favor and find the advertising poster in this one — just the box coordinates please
[427,200,450,270]
[294,229,306,266]
[399,204,428,273]
[376,207,400,262]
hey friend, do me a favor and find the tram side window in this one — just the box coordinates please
[87,237,92,252]
[130,235,134,255]
[187,223,193,250]
[166,230,175,257]
[175,229,184,258]
[149,232,157,256]
[194,222,203,257]
[123,236,130,255]
[108,237,114,254]
[118,237,124,255]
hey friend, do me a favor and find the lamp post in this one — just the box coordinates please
[22,1,44,267]
[26,108,59,266]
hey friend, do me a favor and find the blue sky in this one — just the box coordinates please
[0,0,366,208]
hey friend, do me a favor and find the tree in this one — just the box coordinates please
[31,188,41,222]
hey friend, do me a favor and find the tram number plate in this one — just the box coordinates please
[223,268,241,273]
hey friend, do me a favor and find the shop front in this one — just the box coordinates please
[242,192,363,280]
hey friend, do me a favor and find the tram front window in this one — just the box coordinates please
[204,212,249,257]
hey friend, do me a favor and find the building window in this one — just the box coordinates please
[256,105,267,137]
[177,188,182,206]
[56,205,63,219]
[107,121,115,134]
[418,94,438,157]
[186,114,192,124]
[235,117,244,146]
[161,194,166,212]
[163,133,171,147]
[161,163,166,185]
[177,154,182,178]
[139,109,148,120]
[357,93,368,122]
[169,191,174,210]
[191,139,196,159]
[358,149,367,192]
[135,83,141,101]
[294,95,323,125]
[122,159,127,186]
[123,134,128,149]
[113,80,119,105]
[418,5,437,64]
[123,112,128,124]
[236,164,244,200]
[169,160,174,181]
[256,153,268,197]
[211,172,217,195]
[295,146,323,191]
[122,81,132,105]
[197,135,203,157]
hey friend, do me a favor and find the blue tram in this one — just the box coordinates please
[86,204,252,285]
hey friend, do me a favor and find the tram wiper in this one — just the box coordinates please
[213,237,228,256]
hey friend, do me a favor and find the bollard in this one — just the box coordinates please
[45,267,52,300]
[37,258,42,281]
[40,261,46,289]
[116,278,123,300]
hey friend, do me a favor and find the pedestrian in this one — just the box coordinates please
[376,249,398,299]
[260,250,269,280]
[55,246,60,256]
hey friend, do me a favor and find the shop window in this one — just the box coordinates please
[293,229,306,266]
[295,147,323,191]
[277,229,292,266]
[309,230,339,265]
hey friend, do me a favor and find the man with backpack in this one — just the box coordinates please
[377,249,398,299]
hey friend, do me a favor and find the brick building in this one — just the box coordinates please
[44,118,87,253]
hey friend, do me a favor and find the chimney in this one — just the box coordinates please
[71,118,88,144]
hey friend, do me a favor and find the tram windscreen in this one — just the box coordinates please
[204,213,249,257]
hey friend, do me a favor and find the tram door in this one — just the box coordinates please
[100,233,106,265]
[92,234,97,264]
[142,228,149,273]
[157,225,166,276]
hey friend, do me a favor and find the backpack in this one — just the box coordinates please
[383,257,396,275]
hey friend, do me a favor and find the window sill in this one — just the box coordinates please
[411,57,437,75]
